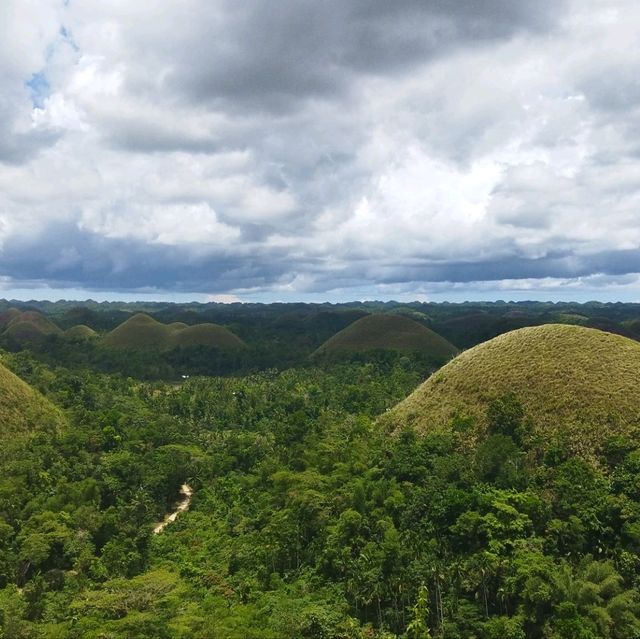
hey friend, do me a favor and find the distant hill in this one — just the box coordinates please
[2,310,63,343]
[432,312,540,349]
[102,313,245,352]
[313,313,458,361]
[0,359,63,437]
[383,324,640,458]
[0,307,22,330]
[65,324,98,341]
[582,317,639,341]
[170,323,246,350]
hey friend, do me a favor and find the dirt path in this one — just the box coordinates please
[153,483,193,534]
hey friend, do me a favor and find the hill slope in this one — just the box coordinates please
[102,313,245,352]
[3,310,63,342]
[313,313,458,360]
[384,324,640,456]
[0,360,63,438]
[101,313,175,350]
[170,323,246,350]
[65,324,98,340]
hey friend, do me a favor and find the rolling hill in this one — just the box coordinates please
[170,323,246,350]
[313,313,458,360]
[383,324,640,457]
[0,308,22,330]
[102,313,245,352]
[2,310,63,343]
[65,324,98,340]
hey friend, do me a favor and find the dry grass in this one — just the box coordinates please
[383,324,640,457]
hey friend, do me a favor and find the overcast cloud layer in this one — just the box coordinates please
[1,0,640,302]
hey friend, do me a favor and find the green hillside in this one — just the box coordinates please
[0,307,21,330]
[384,324,640,457]
[313,313,458,360]
[65,324,98,340]
[102,313,245,352]
[170,323,246,350]
[101,313,182,350]
[3,310,63,342]
[0,358,63,438]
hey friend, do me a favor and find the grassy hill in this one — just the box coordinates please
[313,313,458,360]
[0,308,22,330]
[65,324,98,340]
[102,313,245,352]
[383,324,640,457]
[170,323,246,350]
[101,313,174,350]
[0,359,63,438]
[2,310,63,343]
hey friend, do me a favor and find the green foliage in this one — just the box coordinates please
[406,586,432,638]
[1,324,640,637]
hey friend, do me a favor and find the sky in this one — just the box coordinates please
[1,0,640,303]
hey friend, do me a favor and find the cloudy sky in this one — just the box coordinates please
[1,0,640,302]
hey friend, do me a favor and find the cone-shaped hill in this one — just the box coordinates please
[65,324,98,341]
[102,313,245,352]
[313,313,458,361]
[0,359,63,438]
[0,308,22,330]
[383,324,640,457]
[170,323,246,350]
[2,310,63,343]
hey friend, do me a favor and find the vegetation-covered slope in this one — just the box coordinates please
[102,313,244,352]
[385,324,640,455]
[170,323,246,350]
[0,358,63,437]
[101,313,178,350]
[2,310,63,343]
[3,345,640,637]
[65,324,98,340]
[313,313,458,360]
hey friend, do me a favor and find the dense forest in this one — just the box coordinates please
[1,301,640,637]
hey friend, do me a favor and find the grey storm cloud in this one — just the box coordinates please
[160,0,565,110]
[1,0,640,301]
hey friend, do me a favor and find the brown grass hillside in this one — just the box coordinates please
[383,324,640,458]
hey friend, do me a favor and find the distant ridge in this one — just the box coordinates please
[313,313,458,360]
[383,324,640,458]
